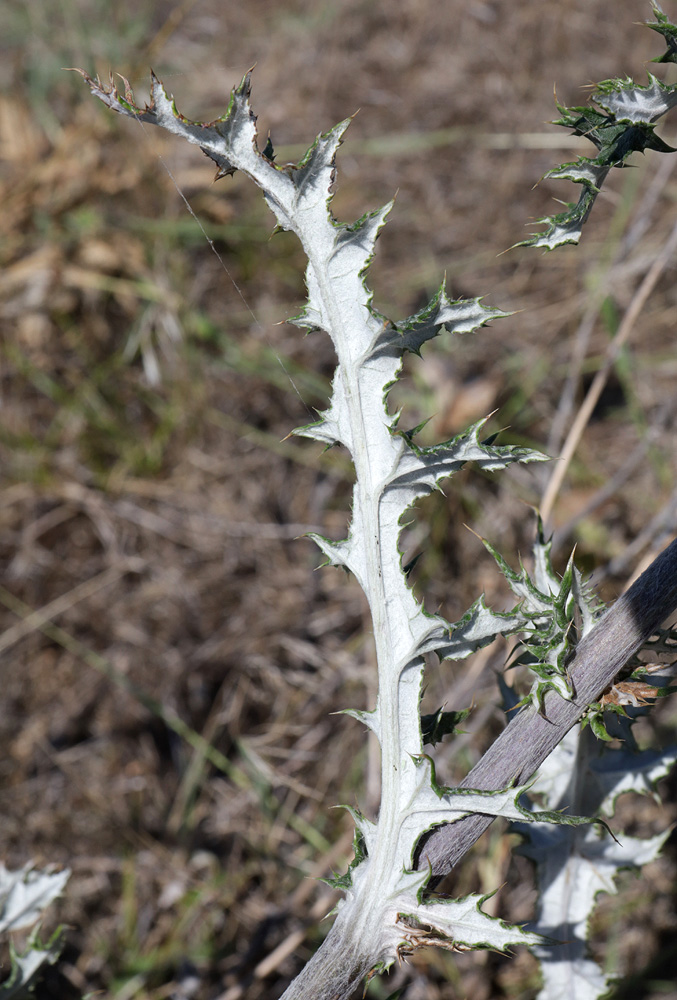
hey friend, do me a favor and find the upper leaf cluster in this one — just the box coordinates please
[518,2,677,250]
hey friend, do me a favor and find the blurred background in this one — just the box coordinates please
[2,0,677,997]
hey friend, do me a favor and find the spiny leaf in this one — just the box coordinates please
[515,13,677,250]
[370,283,509,360]
[420,706,470,746]
[0,929,64,999]
[75,68,256,179]
[483,524,604,713]
[646,1,677,63]
[389,417,546,507]
[412,595,529,664]
[320,823,370,892]
[0,865,69,999]
[520,717,677,1000]
[585,709,616,741]
[0,864,70,934]
[594,73,677,122]
[396,892,544,954]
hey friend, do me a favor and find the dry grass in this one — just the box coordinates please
[2,1,677,997]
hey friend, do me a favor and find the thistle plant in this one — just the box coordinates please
[0,863,70,998]
[76,3,677,997]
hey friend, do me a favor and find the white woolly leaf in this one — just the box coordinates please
[593,72,677,122]
[371,287,509,359]
[0,864,70,934]
[0,935,62,999]
[398,891,543,953]
[0,864,69,998]
[520,725,676,1000]
[588,744,677,814]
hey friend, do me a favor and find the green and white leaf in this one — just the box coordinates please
[0,863,70,934]
[0,864,70,997]
[516,9,677,250]
[397,890,543,954]
[519,722,676,999]
[484,521,602,711]
[646,1,677,63]
[0,932,63,999]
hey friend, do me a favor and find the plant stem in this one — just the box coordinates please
[278,905,376,1000]
[279,538,677,999]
